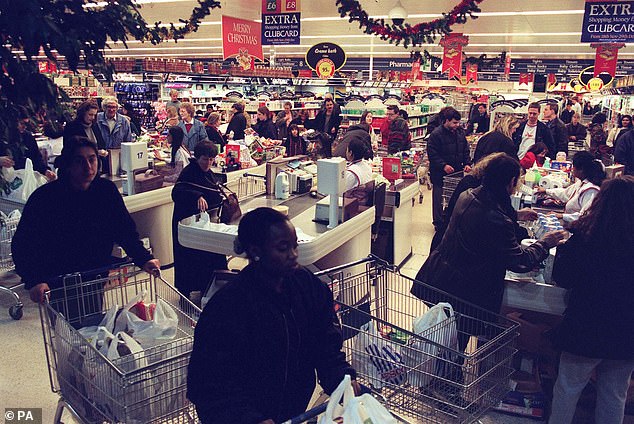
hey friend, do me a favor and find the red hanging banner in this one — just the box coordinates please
[222,15,263,70]
[465,63,478,83]
[439,34,469,79]
[504,55,511,76]
[519,73,532,85]
[411,60,421,80]
[591,43,624,77]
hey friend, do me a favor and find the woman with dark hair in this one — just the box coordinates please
[285,124,305,156]
[429,152,537,252]
[549,176,634,424]
[171,141,227,299]
[253,106,278,140]
[275,101,295,141]
[607,114,632,149]
[538,151,605,224]
[344,137,373,191]
[187,207,358,424]
[588,112,609,161]
[163,127,189,183]
[225,102,247,141]
[415,153,564,313]
[520,142,549,169]
[12,136,159,313]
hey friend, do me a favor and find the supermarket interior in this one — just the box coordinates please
[0,0,634,423]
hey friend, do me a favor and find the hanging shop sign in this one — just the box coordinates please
[519,73,534,86]
[465,63,478,84]
[222,16,263,70]
[592,42,625,77]
[411,60,421,80]
[306,43,346,79]
[439,34,469,79]
[581,1,634,43]
[262,0,301,45]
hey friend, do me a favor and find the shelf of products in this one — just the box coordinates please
[114,82,160,129]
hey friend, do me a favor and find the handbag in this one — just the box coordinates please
[174,180,242,224]
[218,184,242,224]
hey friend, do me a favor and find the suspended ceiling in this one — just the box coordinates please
[106,0,633,61]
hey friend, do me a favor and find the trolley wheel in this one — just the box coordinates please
[9,304,23,320]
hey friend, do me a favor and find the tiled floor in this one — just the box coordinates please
[0,187,632,423]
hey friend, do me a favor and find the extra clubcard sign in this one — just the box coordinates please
[306,43,346,79]
[222,16,263,70]
[262,0,301,45]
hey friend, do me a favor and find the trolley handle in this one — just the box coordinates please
[313,254,394,277]
[242,172,266,180]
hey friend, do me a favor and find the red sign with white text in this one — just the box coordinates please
[411,60,421,80]
[439,34,469,79]
[222,15,263,69]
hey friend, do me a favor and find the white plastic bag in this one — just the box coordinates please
[114,290,178,347]
[352,321,407,389]
[402,302,459,387]
[5,159,40,201]
[318,375,397,424]
[78,304,119,346]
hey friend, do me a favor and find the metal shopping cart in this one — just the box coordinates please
[313,257,519,424]
[39,264,201,424]
[231,173,267,201]
[442,171,464,210]
[0,211,24,319]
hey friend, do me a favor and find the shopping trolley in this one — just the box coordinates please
[39,263,201,424]
[226,173,267,201]
[314,257,519,424]
[442,171,464,210]
[0,211,24,320]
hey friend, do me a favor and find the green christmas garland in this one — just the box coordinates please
[336,0,484,48]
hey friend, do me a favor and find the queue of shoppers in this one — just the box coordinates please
[7,93,634,424]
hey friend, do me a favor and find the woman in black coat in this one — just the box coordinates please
[225,102,247,141]
[187,208,359,424]
[413,155,564,350]
[472,115,519,163]
[549,176,634,424]
[171,142,227,298]
[253,106,278,139]
[204,112,225,150]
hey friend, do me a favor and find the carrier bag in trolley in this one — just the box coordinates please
[352,321,408,390]
[401,302,460,388]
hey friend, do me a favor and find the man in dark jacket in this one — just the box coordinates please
[12,137,159,321]
[427,106,472,230]
[513,102,555,160]
[560,101,575,124]
[381,105,411,154]
[543,102,568,157]
[333,122,371,158]
[413,154,564,346]
[466,103,490,135]
[614,129,634,175]
[311,98,341,157]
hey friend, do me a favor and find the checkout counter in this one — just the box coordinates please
[178,158,376,271]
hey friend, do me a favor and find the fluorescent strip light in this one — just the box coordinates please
[107,46,223,52]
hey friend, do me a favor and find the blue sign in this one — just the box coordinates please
[581,1,634,43]
[262,12,301,45]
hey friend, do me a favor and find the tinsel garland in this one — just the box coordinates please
[147,0,223,43]
[336,0,484,48]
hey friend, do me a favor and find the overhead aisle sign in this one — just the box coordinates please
[262,0,301,45]
[581,1,634,43]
